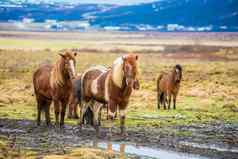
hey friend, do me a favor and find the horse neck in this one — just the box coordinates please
[170,70,179,87]
[52,58,69,87]
[122,77,133,97]
[109,69,132,98]
[111,57,133,97]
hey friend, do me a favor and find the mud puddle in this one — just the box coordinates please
[92,141,209,159]
[0,118,238,158]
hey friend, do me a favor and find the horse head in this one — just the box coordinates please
[174,64,182,83]
[59,51,77,79]
[122,54,140,90]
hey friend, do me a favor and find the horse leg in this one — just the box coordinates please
[67,93,74,119]
[107,100,117,138]
[157,90,161,110]
[106,105,109,120]
[168,94,171,110]
[79,102,89,129]
[36,96,45,126]
[54,100,60,126]
[45,101,52,126]
[163,94,167,110]
[68,94,79,119]
[173,94,177,110]
[60,102,67,128]
[119,108,127,137]
[92,102,102,137]
[98,106,103,126]
[37,103,42,126]
[73,100,79,119]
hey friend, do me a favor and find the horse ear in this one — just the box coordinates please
[122,55,126,61]
[59,53,66,58]
[135,55,139,60]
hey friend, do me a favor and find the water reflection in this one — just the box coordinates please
[93,140,126,159]
[92,140,210,159]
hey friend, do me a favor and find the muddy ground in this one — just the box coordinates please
[0,118,237,159]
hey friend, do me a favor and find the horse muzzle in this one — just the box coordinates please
[126,78,140,90]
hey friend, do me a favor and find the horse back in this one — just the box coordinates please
[158,71,179,94]
[81,67,108,103]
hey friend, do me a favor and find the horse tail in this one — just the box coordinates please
[74,77,81,105]
[157,74,164,110]
[160,92,164,105]
[80,69,88,105]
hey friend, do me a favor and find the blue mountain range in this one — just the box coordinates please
[0,0,237,31]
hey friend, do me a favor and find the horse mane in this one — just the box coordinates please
[112,57,124,88]
[175,64,182,72]
[50,57,65,88]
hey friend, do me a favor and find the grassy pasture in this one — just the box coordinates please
[0,31,237,158]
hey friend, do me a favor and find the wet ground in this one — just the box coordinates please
[0,118,238,159]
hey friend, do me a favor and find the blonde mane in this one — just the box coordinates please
[112,57,124,88]
[50,57,65,88]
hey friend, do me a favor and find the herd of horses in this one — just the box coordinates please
[33,51,182,137]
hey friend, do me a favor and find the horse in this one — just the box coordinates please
[33,51,77,127]
[67,75,94,125]
[67,75,81,119]
[80,54,140,136]
[157,64,182,110]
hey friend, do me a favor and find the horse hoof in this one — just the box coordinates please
[74,115,79,119]
[60,124,65,129]
[121,132,128,138]
[107,133,112,139]
[47,123,53,128]
[96,132,100,138]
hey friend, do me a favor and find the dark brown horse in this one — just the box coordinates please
[80,54,140,136]
[67,75,81,119]
[67,75,94,125]
[157,64,182,110]
[33,51,77,127]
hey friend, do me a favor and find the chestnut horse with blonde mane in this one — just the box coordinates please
[33,51,77,127]
[80,54,139,136]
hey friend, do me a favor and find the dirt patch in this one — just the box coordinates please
[0,118,237,158]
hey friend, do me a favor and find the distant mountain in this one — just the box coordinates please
[0,2,115,22]
[0,0,237,31]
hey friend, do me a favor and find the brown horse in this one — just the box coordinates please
[157,64,182,110]
[67,75,81,119]
[80,54,140,136]
[33,51,77,127]
[67,75,94,125]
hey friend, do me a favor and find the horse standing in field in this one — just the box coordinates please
[67,75,81,119]
[33,51,77,127]
[80,54,140,136]
[67,75,94,125]
[157,64,182,110]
